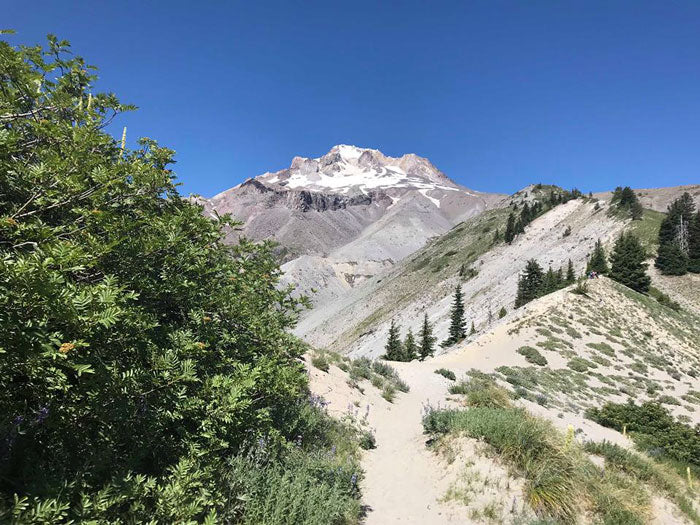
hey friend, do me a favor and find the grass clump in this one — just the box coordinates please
[517,346,548,366]
[448,378,511,409]
[434,368,456,381]
[311,353,330,372]
[381,384,397,403]
[423,382,651,523]
[584,440,700,524]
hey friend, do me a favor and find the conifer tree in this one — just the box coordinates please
[520,202,531,225]
[443,285,466,346]
[505,212,516,244]
[688,210,700,273]
[403,329,417,361]
[515,219,525,235]
[543,265,558,294]
[611,186,643,219]
[498,306,507,318]
[384,319,403,360]
[656,193,696,275]
[655,242,688,276]
[515,259,544,308]
[609,232,651,293]
[469,321,476,335]
[566,259,576,283]
[587,239,609,274]
[418,313,436,360]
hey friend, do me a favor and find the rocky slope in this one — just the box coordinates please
[307,276,700,523]
[198,145,503,305]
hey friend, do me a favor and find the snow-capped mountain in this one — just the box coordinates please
[257,144,463,196]
[197,145,504,306]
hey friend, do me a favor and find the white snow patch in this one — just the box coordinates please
[419,189,441,207]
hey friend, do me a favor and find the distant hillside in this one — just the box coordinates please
[595,184,700,212]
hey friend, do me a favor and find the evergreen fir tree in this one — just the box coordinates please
[543,265,558,294]
[630,199,643,220]
[418,313,436,360]
[444,285,466,346]
[498,306,507,318]
[587,239,609,274]
[566,259,576,283]
[505,212,516,244]
[688,211,700,273]
[515,219,525,235]
[655,242,688,276]
[493,228,501,244]
[384,319,403,360]
[520,202,531,225]
[611,186,644,219]
[403,329,417,361]
[469,321,476,335]
[515,259,544,308]
[656,193,696,275]
[609,232,651,293]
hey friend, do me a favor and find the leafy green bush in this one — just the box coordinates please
[434,368,456,381]
[0,35,360,522]
[517,346,548,366]
[586,401,700,467]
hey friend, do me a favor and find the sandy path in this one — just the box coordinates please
[359,363,463,524]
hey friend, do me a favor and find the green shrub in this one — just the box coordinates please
[372,360,399,379]
[370,360,409,393]
[349,358,373,381]
[0,35,361,522]
[223,447,361,524]
[586,401,700,467]
[517,346,548,366]
[567,357,595,372]
[434,368,456,381]
[358,430,376,450]
[656,395,680,406]
[586,342,616,356]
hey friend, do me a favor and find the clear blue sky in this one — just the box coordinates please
[6,1,700,196]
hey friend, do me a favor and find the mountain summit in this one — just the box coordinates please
[256,144,458,196]
[198,145,503,305]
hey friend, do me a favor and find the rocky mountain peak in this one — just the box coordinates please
[252,145,461,196]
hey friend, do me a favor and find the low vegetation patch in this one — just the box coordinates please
[423,381,652,523]
[567,357,596,373]
[584,440,700,524]
[517,346,548,366]
[586,401,700,467]
[434,368,456,381]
